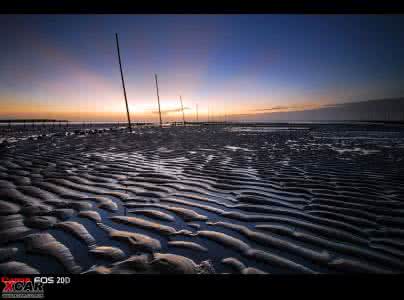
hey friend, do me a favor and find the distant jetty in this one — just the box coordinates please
[0,119,68,123]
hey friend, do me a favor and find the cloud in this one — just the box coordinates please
[253,106,290,111]
[234,97,404,122]
[152,107,190,114]
[253,104,338,112]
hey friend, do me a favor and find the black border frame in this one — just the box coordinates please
[1,0,404,14]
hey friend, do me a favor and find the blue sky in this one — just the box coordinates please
[1,14,403,121]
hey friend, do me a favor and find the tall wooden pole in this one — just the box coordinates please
[154,74,163,128]
[196,104,199,122]
[115,33,132,133]
[179,96,185,125]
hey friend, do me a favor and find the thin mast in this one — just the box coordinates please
[180,96,186,125]
[154,74,163,128]
[115,33,132,133]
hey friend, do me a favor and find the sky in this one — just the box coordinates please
[0,14,404,122]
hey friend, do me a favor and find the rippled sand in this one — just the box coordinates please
[1,124,404,274]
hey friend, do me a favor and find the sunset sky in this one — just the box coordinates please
[1,15,404,122]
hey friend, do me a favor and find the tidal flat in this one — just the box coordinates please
[0,123,404,274]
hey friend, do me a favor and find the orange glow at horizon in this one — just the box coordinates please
[0,94,329,123]
[0,31,369,123]
[0,25,334,123]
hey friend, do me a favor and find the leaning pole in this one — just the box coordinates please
[154,74,163,128]
[115,33,132,133]
[180,95,186,125]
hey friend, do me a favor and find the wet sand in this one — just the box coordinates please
[1,123,404,274]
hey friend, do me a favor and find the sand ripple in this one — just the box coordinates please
[0,124,404,273]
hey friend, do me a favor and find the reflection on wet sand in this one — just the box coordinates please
[0,124,404,274]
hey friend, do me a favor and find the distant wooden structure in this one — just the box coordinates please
[0,119,69,131]
[0,119,68,123]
